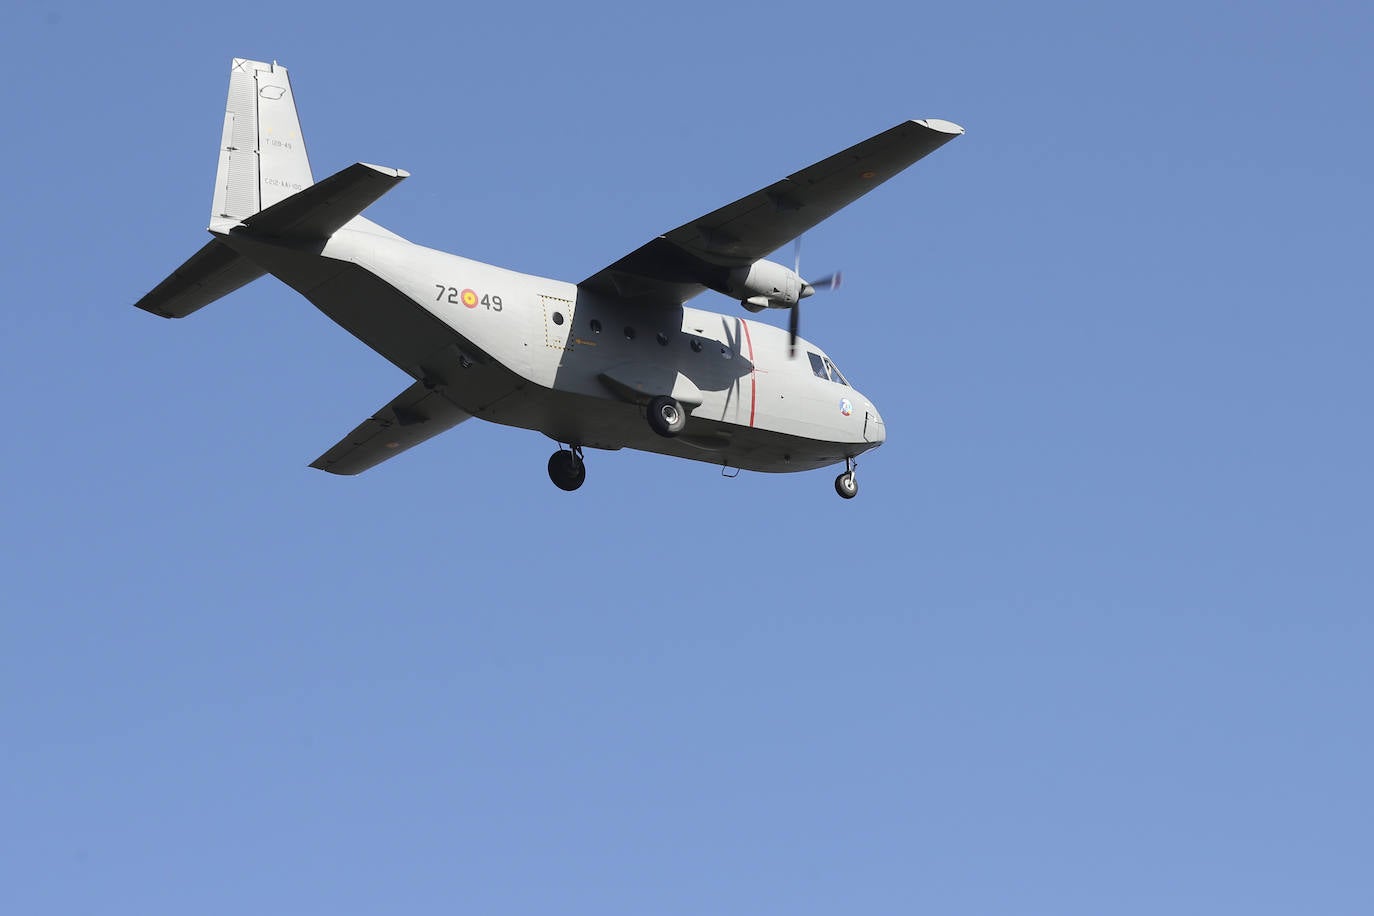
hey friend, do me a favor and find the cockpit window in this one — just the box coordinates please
[807,351,851,385]
[824,357,850,387]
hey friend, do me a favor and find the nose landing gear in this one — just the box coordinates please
[548,445,586,491]
[834,457,858,499]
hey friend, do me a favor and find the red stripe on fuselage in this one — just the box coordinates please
[741,319,757,428]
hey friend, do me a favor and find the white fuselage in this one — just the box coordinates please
[229,224,885,474]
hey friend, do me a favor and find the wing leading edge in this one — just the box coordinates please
[580,118,963,305]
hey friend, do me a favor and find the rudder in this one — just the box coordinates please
[212,58,314,223]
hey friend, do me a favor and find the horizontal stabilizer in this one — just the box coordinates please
[239,162,409,241]
[310,378,471,475]
[134,238,266,318]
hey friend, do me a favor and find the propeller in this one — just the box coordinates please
[807,271,844,293]
[788,239,843,357]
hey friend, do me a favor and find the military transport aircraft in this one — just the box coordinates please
[136,58,961,498]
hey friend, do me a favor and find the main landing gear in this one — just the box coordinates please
[547,445,586,491]
[647,395,687,438]
[834,457,858,500]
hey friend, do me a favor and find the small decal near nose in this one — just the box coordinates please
[839,398,853,417]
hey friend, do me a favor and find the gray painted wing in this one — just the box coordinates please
[580,118,963,304]
[310,379,471,475]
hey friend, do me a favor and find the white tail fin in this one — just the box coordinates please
[135,58,410,319]
[212,58,314,223]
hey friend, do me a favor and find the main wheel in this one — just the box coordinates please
[647,396,687,438]
[834,470,858,499]
[548,449,586,491]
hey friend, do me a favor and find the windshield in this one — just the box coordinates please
[824,356,849,387]
[808,351,850,386]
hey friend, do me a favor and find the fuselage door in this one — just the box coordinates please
[540,294,576,358]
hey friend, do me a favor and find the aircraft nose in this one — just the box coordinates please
[865,401,886,444]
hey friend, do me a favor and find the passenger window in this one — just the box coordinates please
[808,352,829,380]
[690,339,703,353]
[656,332,670,346]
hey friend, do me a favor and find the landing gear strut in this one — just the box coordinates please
[548,445,586,491]
[834,457,858,500]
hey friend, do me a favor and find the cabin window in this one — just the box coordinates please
[624,326,636,340]
[656,332,670,346]
[590,319,602,334]
[690,339,703,353]
[552,312,564,326]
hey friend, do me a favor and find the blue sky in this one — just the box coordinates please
[3,1,1371,913]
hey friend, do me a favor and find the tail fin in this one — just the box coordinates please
[212,58,314,223]
[135,59,408,319]
[135,58,312,319]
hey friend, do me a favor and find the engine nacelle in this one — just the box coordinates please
[722,259,807,309]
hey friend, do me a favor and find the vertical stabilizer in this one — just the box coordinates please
[212,58,314,224]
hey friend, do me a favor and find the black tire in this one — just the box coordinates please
[548,450,586,491]
[647,396,687,438]
[834,471,858,499]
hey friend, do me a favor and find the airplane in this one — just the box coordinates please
[135,58,962,499]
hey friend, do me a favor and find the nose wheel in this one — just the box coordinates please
[548,445,586,491]
[834,457,858,499]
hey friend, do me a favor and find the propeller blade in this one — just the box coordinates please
[808,271,843,292]
[788,303,800,358]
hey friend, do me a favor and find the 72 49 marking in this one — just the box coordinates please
[435,285,502,311]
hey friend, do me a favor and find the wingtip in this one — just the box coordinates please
[915,118,965,135]
[359,163,410,179]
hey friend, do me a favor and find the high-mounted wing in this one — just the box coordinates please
[580,118,963,305]
[310,379,471,475]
